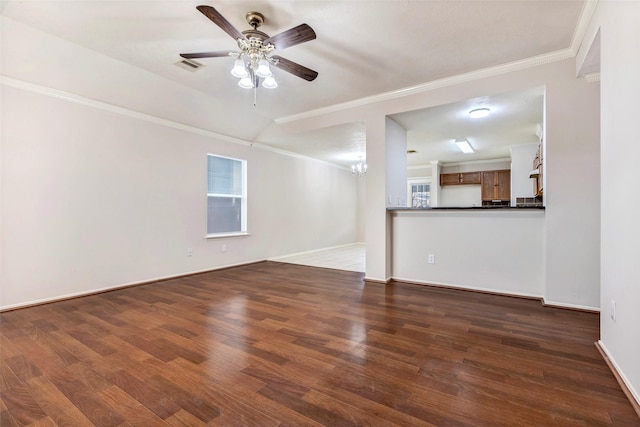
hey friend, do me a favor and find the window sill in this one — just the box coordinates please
[205,232,250,240]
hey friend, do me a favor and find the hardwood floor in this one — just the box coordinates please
[1,261,638,426]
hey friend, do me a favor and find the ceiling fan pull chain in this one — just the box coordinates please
[253,75,257,107]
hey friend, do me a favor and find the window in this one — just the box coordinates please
[207,154,247,236]
[408,179,431,208]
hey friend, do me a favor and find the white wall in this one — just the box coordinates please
[440,186,481,207]
[268,57,600,310]
[439,159,511,207]
[407,166,432,179]
[543,66,600,310]
[385,117,408,207]
[356,177,366,242]
[0,18,359,310]
[392,210,545,297]
[510,143,539,202]
[582,0,640,406]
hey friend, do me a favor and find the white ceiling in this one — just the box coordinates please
[391,86,544,166]
[1,0,585,168]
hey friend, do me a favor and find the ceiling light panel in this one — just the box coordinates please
[455,139,475,153]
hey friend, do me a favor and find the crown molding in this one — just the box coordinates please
[276,48,574,125]
[249,141,350,171]
[408,157,512,170]
[1,75,346,170]
[584,72,601,83]
[571,0,600,55]
[0,75,251,147]
[441,158,511,168]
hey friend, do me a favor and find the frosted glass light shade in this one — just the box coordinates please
[255,59,271,78]
[262,75,278,89]
[238,76,253,89]
[231,58,248,78]
[469,108,490,118]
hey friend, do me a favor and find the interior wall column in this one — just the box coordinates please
[430,160,441,207]
[365,115,408,282]
[365,114,390,282]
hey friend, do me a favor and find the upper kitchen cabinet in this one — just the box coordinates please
[481,170,511,203]
[440,172,482,186]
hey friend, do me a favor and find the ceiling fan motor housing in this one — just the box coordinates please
[239,13,274,61]
[245,11,264,29]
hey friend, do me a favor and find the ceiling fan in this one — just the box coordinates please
[180,5,318,93]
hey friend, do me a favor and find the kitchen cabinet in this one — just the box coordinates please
[460,172,481,184]
[440,172,481,186]
[440,173,461,185]
[481,170,511,202]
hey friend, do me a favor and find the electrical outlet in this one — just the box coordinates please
[610,300,616,321]
[428,254,435,264]
[221,244,227,253]
[187,248,193,257]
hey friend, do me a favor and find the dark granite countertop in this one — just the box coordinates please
[387,206,545,211]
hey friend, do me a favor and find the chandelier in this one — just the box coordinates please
[351,159,368,177]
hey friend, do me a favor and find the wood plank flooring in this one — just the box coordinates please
[1,261,638,426]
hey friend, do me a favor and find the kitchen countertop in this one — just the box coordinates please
[387,206,545,211]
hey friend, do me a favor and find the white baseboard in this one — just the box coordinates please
[364,276,392,284]
[543,299,600,312]
[268,242,364,261]
[596,340,640,418]
[390,276,543,301]
[0,259,265,312]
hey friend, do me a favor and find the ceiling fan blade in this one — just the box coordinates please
[272,55,318,81]
[196,5,247,41]
[180,51,235,59]
[264,24,316,50]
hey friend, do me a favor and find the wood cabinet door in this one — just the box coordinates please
[496,170,511,200]
[440,173,461,185]
[481,170,511,201]
[460,172,481,184]
[441,172,482,185]
[481,171,497,200]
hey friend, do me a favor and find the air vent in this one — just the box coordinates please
[175,59,203,72]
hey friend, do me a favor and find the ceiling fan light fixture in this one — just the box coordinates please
[231,58,248,78]
[255,59,272,78]
[469,108,490,119]
[262,75,278,89]
[181,6,318,104]
[238,76,254,89]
